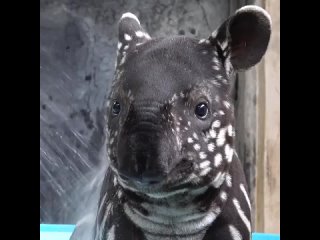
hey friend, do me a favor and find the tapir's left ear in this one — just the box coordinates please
[211,5,271,71]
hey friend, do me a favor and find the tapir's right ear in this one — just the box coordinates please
[210,5,271,71]
[116,13,151,67]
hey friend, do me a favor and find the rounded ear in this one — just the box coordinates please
[212,5,271,71]
[116,12,151,67]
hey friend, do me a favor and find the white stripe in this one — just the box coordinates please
[240,184,252,210]
[229,225,243,240]
[107,225,115,240]
[225,173,232,187]
[99,203,113,240]
[124,203,219,235]
[212,172,225,188]
[232,198,251,233]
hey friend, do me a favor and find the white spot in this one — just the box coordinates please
[208,143,215,152]
[199,152,207,160]
[240,184,252,210]
[212,57,219,64]
[232,198,251,233]
[216,75,223,79]
[209,129,216,139]
[109,138,114,144]
[135,31,144,37]
[229,225,242,240]
[216,128,227,147]
[219,110,225,115]
[113,176,117,186]
[212,120,221,128]
[124,45,129,50]
[184,127,189,130]
[120,12,140,24]
[178,117,183,121]
[228,124,234,137]
[212,80,221,87]
[198,39,206,44]
[214,153,223,167]
[213,65,220,71]
[220,191,227,202]
[135,31,151,39]
[176,127,180,132]
[117,42,122,50]
[187,137,194,143]
[212,50,218,56]
[180,92,185,97]
[124,33,132,41]
[223,101,231,109]
[225,144,234,162]
[117,190,123,198]
[193,132,199,140]
[215,95,220,103]
[211,30,218,38]
[199,160,210,169]
[205,39,210,44]
[202,50,208,55]
[114,131,118,137]
[220,40,228,50]
[226,173,232,187]
[193,144,201,151]
[199,167,211,176]
[188,121,191,126]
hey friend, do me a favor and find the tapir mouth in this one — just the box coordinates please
[112,157,198,198]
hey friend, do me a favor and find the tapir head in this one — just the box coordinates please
[105,6,271,194]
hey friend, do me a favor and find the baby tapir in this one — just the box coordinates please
[72,5,271,240]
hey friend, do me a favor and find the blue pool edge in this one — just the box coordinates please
[40,224,279,239]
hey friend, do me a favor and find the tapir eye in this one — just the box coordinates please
[195,102,209,119]
[112,101,121,115]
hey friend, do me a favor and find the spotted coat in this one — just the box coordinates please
[71,6,271,240]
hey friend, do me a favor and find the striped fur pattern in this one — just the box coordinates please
[71,5,271,240]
